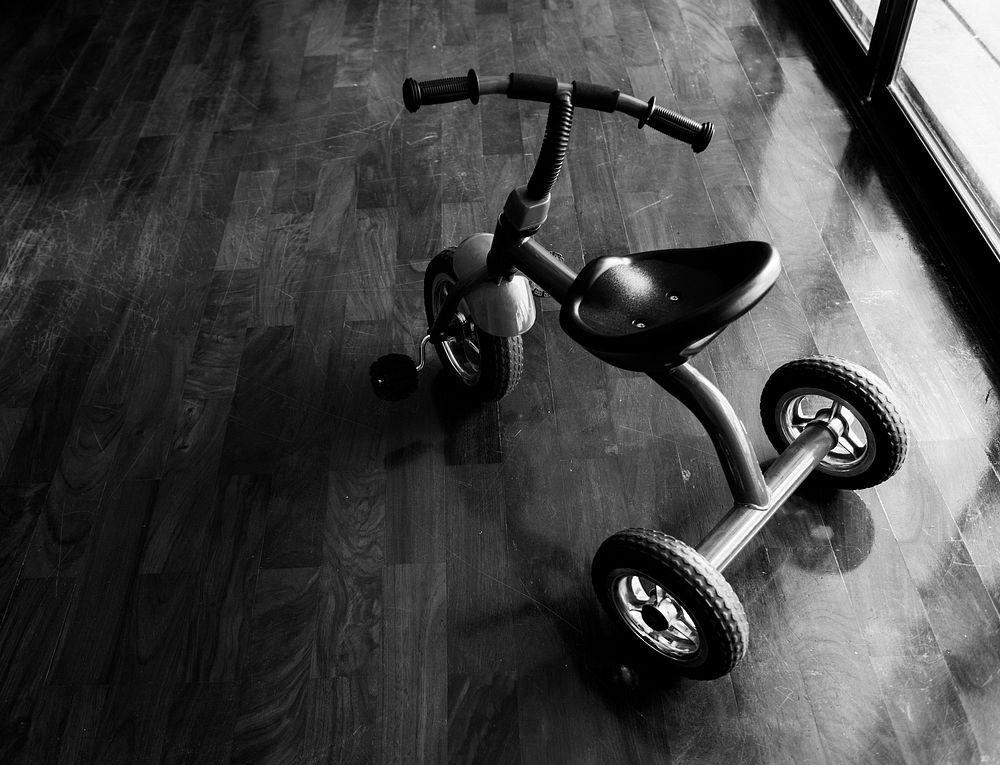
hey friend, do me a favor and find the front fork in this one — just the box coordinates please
[427,204,575,344]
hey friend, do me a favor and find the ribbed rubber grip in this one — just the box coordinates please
[402,69,480,112]
[572,80,620,113]
[638,97,714,153]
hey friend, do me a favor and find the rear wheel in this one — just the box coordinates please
[761,356,908,489]
[424,249,523,402]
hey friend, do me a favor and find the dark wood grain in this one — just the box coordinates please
[0,578,76,730]
[183,473,271,683]
[448,672,520,765]
[383,563,447,764]
[317,465,382,682]
[0,280,81,411]
[230,568,319,763]
[137,395,229,575]
[2,0,999,762]
[23,684,108,765]
[86,679,172,765]
[0,485,46,612]
[3,339,99,573]
[50,479,159,685]
[477,14,522,158]
[161,683,238,765]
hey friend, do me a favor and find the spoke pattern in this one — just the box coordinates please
[782,393,870,471]
[434,277,481,383]
[615,574,700,657]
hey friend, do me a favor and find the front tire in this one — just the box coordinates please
[592,528,748,680]
[424,249,523,402]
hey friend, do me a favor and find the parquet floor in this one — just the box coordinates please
[2,0,999,762]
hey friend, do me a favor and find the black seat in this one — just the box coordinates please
[559,241,780,370]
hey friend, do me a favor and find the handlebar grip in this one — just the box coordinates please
[572,80,620,113]
[402,69,480,112]
[638,97,714,153]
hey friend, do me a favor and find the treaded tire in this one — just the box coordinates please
[592,528,748,681]
[424,249,523,402]
[760,355,908,490]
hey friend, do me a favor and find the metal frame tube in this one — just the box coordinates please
[648,364,771,509]
[696,418,845,572]
[508,238,577,303]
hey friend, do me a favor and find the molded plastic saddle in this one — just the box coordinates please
[559,241,780,370]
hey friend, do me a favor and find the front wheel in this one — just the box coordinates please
[424,249,523,402]
[592,528,749,680]
[760,356,908,489]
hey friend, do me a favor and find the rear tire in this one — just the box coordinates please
[760,356,908,489]
[424,249,523,402]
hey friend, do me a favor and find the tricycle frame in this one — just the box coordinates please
[426,219,852,575]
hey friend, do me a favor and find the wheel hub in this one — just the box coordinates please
[640,601,673,632]
[611,571,701,659]
[777,389,875,476]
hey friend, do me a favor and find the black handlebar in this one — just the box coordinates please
[402,69,480,111]
[639,97,714,153]
[401,69,713,153]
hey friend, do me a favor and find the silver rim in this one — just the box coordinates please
[431,273,480,385]
[610,569,701,659]
[775,387,875,476]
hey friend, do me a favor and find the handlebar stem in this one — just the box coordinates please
[525,92,575,201]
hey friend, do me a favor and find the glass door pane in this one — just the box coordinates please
[897,0,1000,230]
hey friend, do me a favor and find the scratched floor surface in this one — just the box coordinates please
[1,0,1000,762]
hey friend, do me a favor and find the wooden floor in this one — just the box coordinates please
[2,0,1000,762]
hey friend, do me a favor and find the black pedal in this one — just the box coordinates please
[370,354,419,400]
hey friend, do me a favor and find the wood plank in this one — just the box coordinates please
[1,335,96,487]
[244,567,318,686]
[110,572,196,686]
[445,465,522,675]
[317,465,383,685]
[138,396,230,575]
[0,485,46,613]
[255,213,312,326]
[0,578,75,714]
[215,169,279,270]
[220,325,295,475]
[477,14,522,157]
[334,0,377,88]
[50,479,158,684]
[183,473,271,682]
[86,681,172,765]
[0,280,80,410]
[175,130,250,273]
[449,672,520,764]
[161,683,238,765]
[382,563,447,764]
[567,115,627,261]
[115,331,192,480]
[181,268,256,400]
[385,395,448,564]
[23,685,108,765]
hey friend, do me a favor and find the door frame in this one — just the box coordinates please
[788,0,1000,349]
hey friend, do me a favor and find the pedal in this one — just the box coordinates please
[370,354,419,400]
[531,250,565,297]
[370,336,431,401]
